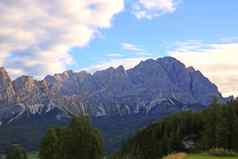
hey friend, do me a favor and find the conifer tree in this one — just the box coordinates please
[6,145,28,159]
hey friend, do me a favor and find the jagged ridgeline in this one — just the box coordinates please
[0,57,230,152]
[0,57,226,122]
[116,100,238,159]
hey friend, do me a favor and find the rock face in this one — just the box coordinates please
[0,57,225,123]
[0,67,16,105]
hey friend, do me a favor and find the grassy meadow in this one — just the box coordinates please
[162,153,238,159]
[28,153,38,159]
[186,154,238,159]
[28,153,238,159]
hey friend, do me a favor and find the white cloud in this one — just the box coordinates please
[132,0,178,19]
[169,41,238,97]
[0,0,124,78]
[106,53,124,58]
[121,42,152,57]
[121,42,144,52]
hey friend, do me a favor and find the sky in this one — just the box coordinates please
[0,0,238,97]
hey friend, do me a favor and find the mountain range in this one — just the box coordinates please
[0,56,229,152]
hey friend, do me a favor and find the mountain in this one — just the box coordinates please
[0,57,224,122]
[0,57,227,152]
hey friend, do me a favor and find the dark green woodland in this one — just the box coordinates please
[113,99,238,159]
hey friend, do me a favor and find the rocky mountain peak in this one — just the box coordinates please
[137,58,158,67]
[0,67,16,105]
[0,67,10,77]
[116,65,125,72]
[157,56,186,71]
[0,67,13,87]
[157,56,183,63]
[13,76,37,93]
[77,71,90,77]
[62,70,74,77]
[187,66,196,72]
[0,57,225,118]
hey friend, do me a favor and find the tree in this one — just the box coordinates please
[6,145,28,159]
[200,99,222,149]
[118,98,238,159]
[40,116,104,159]
[64,116,104,159]
[39,128,63,159]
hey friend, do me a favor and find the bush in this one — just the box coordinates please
[208,148,237,157]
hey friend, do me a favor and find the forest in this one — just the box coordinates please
[113,98,238,159]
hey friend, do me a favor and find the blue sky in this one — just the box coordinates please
[70,0,238,69]
[0,0,238,96]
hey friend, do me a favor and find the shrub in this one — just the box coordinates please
[208,148,237,157]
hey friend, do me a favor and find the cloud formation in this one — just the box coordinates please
[0,0,124,78]
[121,42,144,52]
[132,0,177,19]
[170,41,238,97]
[106,53,124,58]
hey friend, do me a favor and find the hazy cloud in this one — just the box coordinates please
[170,41,238,97]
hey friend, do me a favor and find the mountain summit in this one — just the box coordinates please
[0,57,224,124]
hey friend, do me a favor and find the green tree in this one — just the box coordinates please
[6,145,28,159]
[200,99,221,149]
[118,98,238,159]
[39,128,62,159]
[40,116,104,159]
[64,116,104,159]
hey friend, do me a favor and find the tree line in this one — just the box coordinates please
[114,99,238,159]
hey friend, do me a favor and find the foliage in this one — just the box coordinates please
[117,98,238,159]
[6,145,28,159]
[39,115,104,159]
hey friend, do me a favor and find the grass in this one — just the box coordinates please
[28,152,238,159]
[162,153,187,159]
[163,153,238,159]
[28,152,39,159]
[186,154,238,159]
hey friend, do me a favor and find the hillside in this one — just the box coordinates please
[115,99,238,159]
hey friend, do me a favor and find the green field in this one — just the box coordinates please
[186,154,238,159]
[28,153,238,159]
[28,153,39,159]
